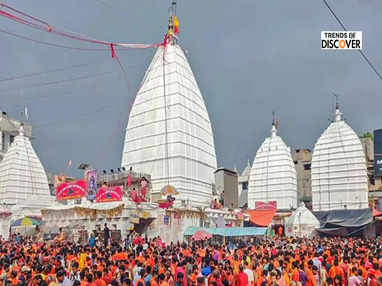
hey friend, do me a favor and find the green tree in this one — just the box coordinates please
[361,132,373,139]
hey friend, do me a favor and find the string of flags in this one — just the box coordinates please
[0,3,162,59]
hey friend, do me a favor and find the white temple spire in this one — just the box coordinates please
[271,111,277,137]
[19,123,25,136]
[121,7,217,207]
[0,125,52,215]
[334,93,343,122]
[334,107,343,122]
[312,102,368,211]
[248,112,297,210]
[271,124,277,137]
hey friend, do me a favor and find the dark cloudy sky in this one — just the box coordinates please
[1,0,381,177]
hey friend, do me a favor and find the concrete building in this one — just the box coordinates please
[311,104,368,211]
[361,133,382,208]
[238,160,251,208]
[0,111,31,161]
[214,168,239,208]
[292,149,312,203]
[360,136,380,191]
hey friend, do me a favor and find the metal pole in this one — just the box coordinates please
[298,212,302,237]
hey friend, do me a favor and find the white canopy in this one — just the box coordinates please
[285,202,320,237]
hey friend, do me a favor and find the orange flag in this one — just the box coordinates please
[173,15,179,34]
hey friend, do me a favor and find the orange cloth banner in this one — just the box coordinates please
[247,208,276,227]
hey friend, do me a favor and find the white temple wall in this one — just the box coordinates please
[0,217,11,240]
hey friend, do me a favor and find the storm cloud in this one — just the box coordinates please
[1,0,381,177]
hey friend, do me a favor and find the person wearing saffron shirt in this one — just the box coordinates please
[329,260,344,282]
[306,261,317,286]
[95,271,106,286]
[291,261,300,283]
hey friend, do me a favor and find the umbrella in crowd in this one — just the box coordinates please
[191,230,212,241]
[11,217,40,227]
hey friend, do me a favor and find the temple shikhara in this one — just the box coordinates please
[311,103,369,211]
[248,119,298,211]
[121,11,217,208]
[0,125,52,215]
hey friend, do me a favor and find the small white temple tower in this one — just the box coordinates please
[248,115,298,210]
[0,125,52,216]
[311,101,368,211]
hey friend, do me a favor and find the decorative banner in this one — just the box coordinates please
[164,215,169,225]
[130,188,142,203]
[158,200,174,209]
[140,179,148,199]
[85,170,97,201]
[56,180,86,201]
[160,185,178,196]
[54,175,67,188]
[255,201,277,210]
[96,186,123,203]
[127,175,131,187]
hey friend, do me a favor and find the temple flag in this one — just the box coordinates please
[127,174,131,187]
[174,15,179,34]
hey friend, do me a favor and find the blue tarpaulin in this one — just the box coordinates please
[184,227,267,237]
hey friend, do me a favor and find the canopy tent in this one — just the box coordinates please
[191,230,212,241]
[133,218,155,234]
[285,203,319,237]
[11,217,40,227]
[313,208,374,237]
[184,227,267,237]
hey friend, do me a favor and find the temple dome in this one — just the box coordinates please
[285,202,320,237]
[248,124,298,210]
[121,43,217,207]
[311,107,368,211]
[0,126,52,214]
[241,160,251,178]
